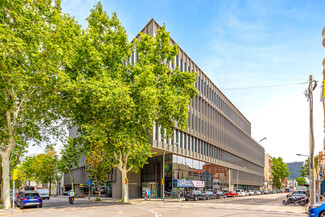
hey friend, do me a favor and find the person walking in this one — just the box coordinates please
[146,188,151,201]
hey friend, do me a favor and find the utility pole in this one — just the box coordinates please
[319,26,325,199]
[322,27,325,151]
[305,75,317,205]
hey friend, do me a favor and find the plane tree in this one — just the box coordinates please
[65,3,197,203]
[0,0,81,208]
[58,137,82,192]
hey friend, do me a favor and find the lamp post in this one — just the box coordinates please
[296,152,315,204]
[259,137,267,143]
[296,154,309,157]
[162,142,178,201]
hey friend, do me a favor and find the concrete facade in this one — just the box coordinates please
[64,18,265,198]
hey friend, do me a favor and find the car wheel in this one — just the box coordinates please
[320,211,325,217]
[39,203,43,208]
[20,205,24,209]
[194,196,198,201]
[185,198,188,201]
[282,200,288,205]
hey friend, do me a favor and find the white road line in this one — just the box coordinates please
[137,207,159,217]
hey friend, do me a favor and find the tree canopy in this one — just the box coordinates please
[299,156,318,178]
[296,177,307,186]
[272,157,290,189]
[64,2,197,203]
[0,0,81,209]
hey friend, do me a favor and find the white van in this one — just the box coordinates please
[36,188,50,200]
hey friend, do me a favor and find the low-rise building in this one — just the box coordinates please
[264,154,273,191]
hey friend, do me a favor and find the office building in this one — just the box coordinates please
[64,19,265,198]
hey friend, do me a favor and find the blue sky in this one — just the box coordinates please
[58,0,325,163]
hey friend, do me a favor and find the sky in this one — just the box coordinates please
[48,0,325,163]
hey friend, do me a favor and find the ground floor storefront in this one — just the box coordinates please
[64,153,262,199]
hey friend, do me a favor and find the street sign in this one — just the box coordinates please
[87,179,92,186]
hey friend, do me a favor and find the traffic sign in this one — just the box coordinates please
[87,179,92,186]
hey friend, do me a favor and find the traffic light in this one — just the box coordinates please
[125,178,128,185]
[12,169,18,181]
[161,178,165,185]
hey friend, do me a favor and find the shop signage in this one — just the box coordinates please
[192,181,205,187]
[177,179,205,188]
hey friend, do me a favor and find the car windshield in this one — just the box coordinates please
[23,193,39,197]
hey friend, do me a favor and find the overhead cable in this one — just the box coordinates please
[221,81,310,91]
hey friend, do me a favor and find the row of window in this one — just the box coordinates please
[130,49,249,135]
[187,100,264,166]
[195,76,250,134]
[153,125,263,175]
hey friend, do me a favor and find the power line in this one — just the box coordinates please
[221,81,310,91]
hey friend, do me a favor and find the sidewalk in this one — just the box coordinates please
[0,208,22,216]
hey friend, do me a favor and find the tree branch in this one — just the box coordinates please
[10,136,29,170]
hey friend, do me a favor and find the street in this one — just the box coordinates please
[3,193,308,217]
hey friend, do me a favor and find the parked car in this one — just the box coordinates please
[234,189,245,197]
[226,191,239,197]
[203,191,217,200]
[185,190,205,201]
[36,188,50,200]
[287,190,307,199]
[254,190,262,195]
[248,190,254,196]
[309,203,325,217]
[15,191,42,209]
[215,190,226,199]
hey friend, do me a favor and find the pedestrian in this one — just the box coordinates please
[147,188,151,201]
[177,190,180,201]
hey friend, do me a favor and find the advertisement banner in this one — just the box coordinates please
[177,179,193,187]
[177,179,205,188]
[192,181,205,187]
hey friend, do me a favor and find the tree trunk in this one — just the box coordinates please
[0,157,2,200]
[49,179,52,197]
[69,172,74,192]
[1,153,10,209]
[121,169,128,203]
[98,182,101,200]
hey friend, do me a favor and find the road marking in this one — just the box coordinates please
[137,207,159,217]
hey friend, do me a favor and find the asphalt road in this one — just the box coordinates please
[7,193,307,217]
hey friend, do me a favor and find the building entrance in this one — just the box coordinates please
[142,182,157,198]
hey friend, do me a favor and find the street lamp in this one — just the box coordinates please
[259,137,267,142]
[162,142,178,201]
[296,153,309,157]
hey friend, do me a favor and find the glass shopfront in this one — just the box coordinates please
[141,154,229,198]
[170,155,229,197]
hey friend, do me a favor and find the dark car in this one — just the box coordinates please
[203,191,217,200]
[185,190,205,201]
[63,190,72,196]
[215,190,226,199]
[15,191,42,209]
